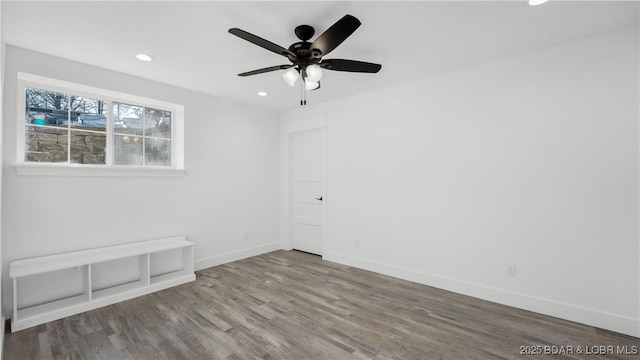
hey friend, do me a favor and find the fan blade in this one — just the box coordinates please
[238,64,294,77]
[320,59,381,73]
[310,15,361,58]
[229,28,297,60]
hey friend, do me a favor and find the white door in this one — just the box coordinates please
[290,129,324,255]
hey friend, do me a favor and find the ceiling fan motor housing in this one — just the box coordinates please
[288,41,322,68]
[292,25,323,61]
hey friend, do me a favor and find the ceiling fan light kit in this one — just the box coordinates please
[305,65,323,83]
[282,68,300,87]
[229,14,381,106]
[528,0,550,6]
[305,81,320,91]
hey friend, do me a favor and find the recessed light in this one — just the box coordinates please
[528,0,549,6]
[136,54,154,62]
[257,91,268,97]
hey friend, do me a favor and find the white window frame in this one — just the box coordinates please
[15,72,184,177]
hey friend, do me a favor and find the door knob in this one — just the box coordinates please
[315,196,323,201]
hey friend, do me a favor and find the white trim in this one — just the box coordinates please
[0,314,4,355]
[282,113,327,134]
[0,0,5,346]
[324,251,640,338]
[194,242,281,271]
[280,113,327,254]
[16,82,25,163]
[18,72,180,111]
[321,127,327,256]
[13,163,185,177]
[16,72,184,171]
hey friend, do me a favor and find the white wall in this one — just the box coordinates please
[282,28,639,337]
[0,1,5,353]
[2,46,281,312]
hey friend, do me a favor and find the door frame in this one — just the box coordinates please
[281,113,327,256]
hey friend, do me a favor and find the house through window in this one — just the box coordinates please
[25,87,108,164]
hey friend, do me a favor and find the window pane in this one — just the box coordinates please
[69,130,106,165]
[24,125,68,163]
[145,138,171,167]
[114,134,143,165]
[113,102,143,135]
[145,107,171,139]
[25,87,68,128]
[71,96,107,131]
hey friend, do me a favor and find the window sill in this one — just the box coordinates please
[13,164,185,177]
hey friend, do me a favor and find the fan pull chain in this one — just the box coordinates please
[300,77,307,106]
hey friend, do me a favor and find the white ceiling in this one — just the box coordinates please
[3,1,639,112]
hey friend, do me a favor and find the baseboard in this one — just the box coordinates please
[195,242,281,271]
[323,251,639,338]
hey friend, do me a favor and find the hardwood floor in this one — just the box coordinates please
[4,250,639,359]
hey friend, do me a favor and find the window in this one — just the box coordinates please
[113,103,172,166]
[25,87,107,164]
[17,73,184,175]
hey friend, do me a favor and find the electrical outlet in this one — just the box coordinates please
[243,232,249,241]
[506,263,517,277]
[354,238,360,248]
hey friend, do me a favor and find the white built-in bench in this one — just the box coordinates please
[10,236,195,332]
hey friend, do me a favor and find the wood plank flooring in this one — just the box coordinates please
[4,250,639,359]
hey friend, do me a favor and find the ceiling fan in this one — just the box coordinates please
[229,14,382,105]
